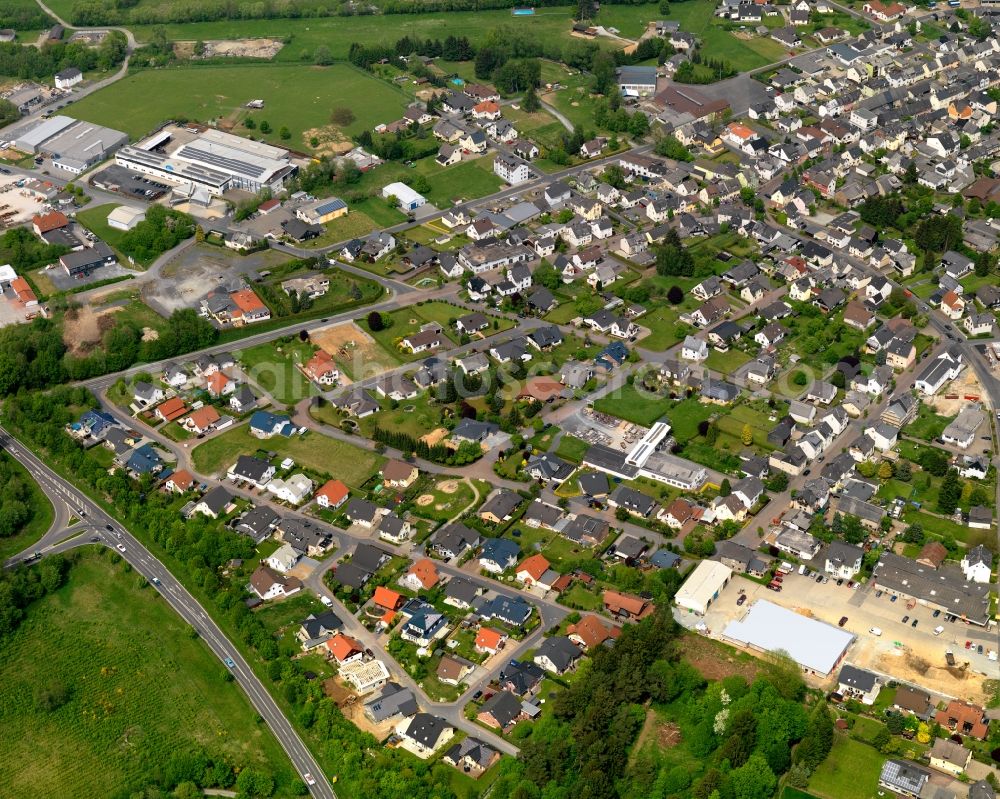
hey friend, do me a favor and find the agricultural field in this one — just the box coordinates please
[0,552,298,799]
[71,63,410,149]
[191,423,384,487]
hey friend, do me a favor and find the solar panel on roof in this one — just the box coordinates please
[177,145,267,178]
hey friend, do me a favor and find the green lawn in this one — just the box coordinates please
[663,398,715,441]
[0,451,54,563]
[294,212,379,250]
[808,734,884,799]
[0,552,298,799]
[715,403,777,451]
[637,305,690,351]
[191,423,384,487]
[705,348,751,376]
[593,383,673,427]
[74,203,141,266]
[70,63,410,148]
[903,405,955,442]
[555,434,591,464]
[237,338,319,405]
[420,156,504,208]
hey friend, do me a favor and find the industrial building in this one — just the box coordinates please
[382,181,427,211]
[674,560,733,615]
[116,127,297,196]
[872,552,991,626]
[722,600,854,676]
[9,115,128,173]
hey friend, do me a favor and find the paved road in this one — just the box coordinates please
[0,425,338,799]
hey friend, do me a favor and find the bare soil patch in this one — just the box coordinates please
[865,648,988,704]
[416,494,435,507]
[303,125,353,157]
[632,708,682,758]
[312,322,396,382]
[682,632,762,682]
[174,38,285,60]
[62,305,121,356]
[930,369,988,414]
[421,427,448,446]
[437,480,459,494]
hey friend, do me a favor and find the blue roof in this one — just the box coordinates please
[650,549,681,569]
[315,197,347,215]
[126,444,163,474]
[249,410,292,434]
[481,537,520,565]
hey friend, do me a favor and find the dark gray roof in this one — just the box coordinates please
[535,636,582,671]
[479,690,523,728]
[838,664,878,692]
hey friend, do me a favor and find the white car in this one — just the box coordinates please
[116,544,126,553]
[320,595,333,607]
[869,627,882,637]
[933,625,944,636]
[304,773,317,786]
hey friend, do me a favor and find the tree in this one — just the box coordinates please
[792,371,808,386]
[654,134,693,162]
[655,229,694,277]
[313,45,333,65]
[279,126,291,140]
[728,753,776,799]
[878,460,894,480]
[258,120,271,134]
[330,107,356,127]
[367,311,384,331]
[667,285,684,304]
[937,468,962,514]
[523,85,541,113]
[902,523,924,545]
[895,460,912,482]
[719,478,731,497]
[591,51,617,95]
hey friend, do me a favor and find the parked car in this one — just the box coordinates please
[890,595,897,602]
[875,590,883,598]
[911,619,918,628]
[737,594,747,606]
[932,609,941,618]
[815,575,823,583]
[902,616,909,623]
[978,645,984,655]
[838,616,848,627]
[869,627,882,636]
[966,640,973,649]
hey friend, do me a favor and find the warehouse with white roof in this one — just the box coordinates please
[382,181,426,211]
[9,114,128,173]
[116,126,297,195]
[675,559,733,615]
[721,600,854,676]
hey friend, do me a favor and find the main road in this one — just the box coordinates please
[0,426,338,799]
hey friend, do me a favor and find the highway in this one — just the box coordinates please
[0,426,338,799]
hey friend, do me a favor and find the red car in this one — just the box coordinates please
[966,640,973,649]
[766,583,782,592]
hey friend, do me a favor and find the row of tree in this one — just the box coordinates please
[0,32,127,83]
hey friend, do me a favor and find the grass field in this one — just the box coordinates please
[705,348,751,376]
[74,204,139,266]
[807,735,884,799]
[903,405,955,442]
[0,451,54,563]
[0,552,297,799]
[70,63,410,147]
[593,383,672,427]
[191,423,384,486]
[238,338,318,404]
[555,434,591,464]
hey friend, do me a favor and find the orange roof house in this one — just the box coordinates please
[32,210,69,235]
[154,396,187,422]
[185,404,221,433]
[567,614,621,650]
[603,590,655,621]
[165,469,195,493]
[230,288,270,323]
[316,479,350,508]
[726,122,755,141]
[10,276,36,306]
[326,633,364,663]
[935,700,989,739]
[474,627,506,654]
[206,371,231,396]
[372,586,403,611]
[303,349,339,385]
[516,554,550,585]
[518,376,566,403]
[473,100,500,118]
[406,558,439,590]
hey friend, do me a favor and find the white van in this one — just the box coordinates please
[798,564,807,575]
[869,627,882,637]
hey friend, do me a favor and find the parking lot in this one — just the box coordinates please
[688,568,998,701]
